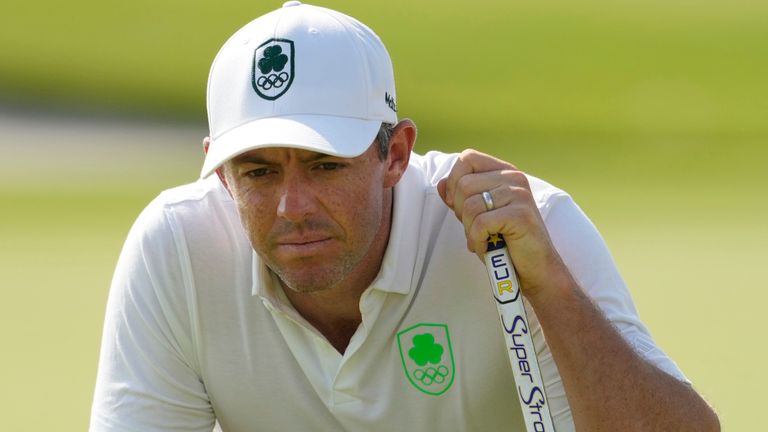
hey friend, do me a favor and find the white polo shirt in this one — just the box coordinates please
[90,151,687,431]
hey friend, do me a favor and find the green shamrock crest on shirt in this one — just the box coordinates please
[397,323,455,395]
[258,45,288,74]
[408,333,444,366]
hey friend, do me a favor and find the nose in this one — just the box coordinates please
[276,174,316,222]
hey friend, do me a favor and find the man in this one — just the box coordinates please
[90,2,719,431]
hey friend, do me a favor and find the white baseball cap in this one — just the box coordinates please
[201,1,398,178]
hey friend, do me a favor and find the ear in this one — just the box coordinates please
[383,119,417,188]
[203,136,211,155]
[203,136,231,194]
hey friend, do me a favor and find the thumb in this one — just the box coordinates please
[436,178,450,207]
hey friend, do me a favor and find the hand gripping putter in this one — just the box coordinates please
[483,232,555,431]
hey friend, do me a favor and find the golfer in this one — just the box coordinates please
[90,2,719,431]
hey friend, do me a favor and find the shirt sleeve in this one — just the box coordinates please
[90,198,215,432]
[543,192,690,380]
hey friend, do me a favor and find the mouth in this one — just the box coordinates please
[275,236,334,256]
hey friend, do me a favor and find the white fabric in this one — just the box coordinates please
[203,2,398,178]
[91,151,687,431]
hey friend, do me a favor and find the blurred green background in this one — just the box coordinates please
[1,0,765,430]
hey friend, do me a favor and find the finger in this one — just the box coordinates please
[460,185,508,240]
[457,169,530,203]
[466,210,502,255]
[469,184,541,254]
[442,154,475,208]
[443,150,514,208]
[452,172,492,222]
[453,170,530,225]
[437,177,447,203]
[469,208,531,255]
[462,187,527,253]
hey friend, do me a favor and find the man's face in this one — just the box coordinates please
[222,143,391,293]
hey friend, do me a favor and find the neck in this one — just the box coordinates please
[281,188,394,353]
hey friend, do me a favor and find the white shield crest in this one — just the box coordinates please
[252,38,295,100]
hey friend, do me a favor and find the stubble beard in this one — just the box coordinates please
[260,220,381,294]
[247,189,387,295]
[267,252,358,294]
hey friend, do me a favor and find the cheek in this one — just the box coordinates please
[335,174,385,234]
[233,189,275,248]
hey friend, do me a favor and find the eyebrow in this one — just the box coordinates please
[231,151,337,165]
[231,155,271,165]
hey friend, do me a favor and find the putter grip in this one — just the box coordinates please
[483,235,555,431]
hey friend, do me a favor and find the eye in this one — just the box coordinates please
[316,162,342,171]
[246,167,271,177]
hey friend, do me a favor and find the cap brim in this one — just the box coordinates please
[200,115,381,178]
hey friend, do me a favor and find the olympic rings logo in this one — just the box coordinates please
[413,365,449,386]
[257,72,289,91]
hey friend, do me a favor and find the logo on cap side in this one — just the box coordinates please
[385,92,397,113]
[252,38,295,100]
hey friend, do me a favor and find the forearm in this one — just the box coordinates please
[529,271,720,431]
[434,150,719,429]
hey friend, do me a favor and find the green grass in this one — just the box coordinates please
[2,0,767,137]
[0,192,147,431]
[1,0,767,429]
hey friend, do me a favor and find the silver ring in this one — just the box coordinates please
[481,191,494,211]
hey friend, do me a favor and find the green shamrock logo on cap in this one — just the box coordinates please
[252,38,295,100]
[258,45,288,74]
